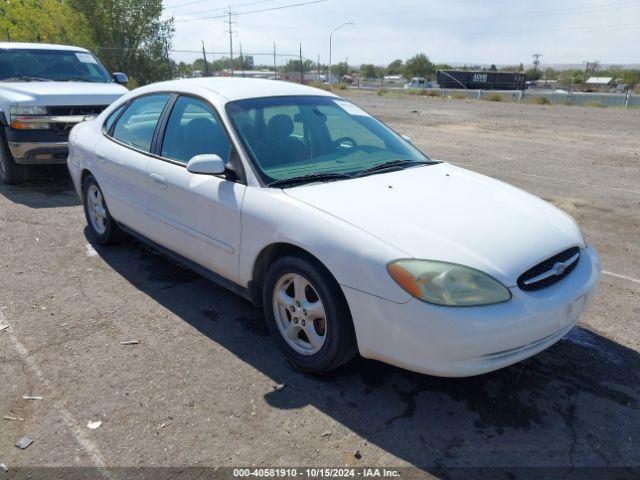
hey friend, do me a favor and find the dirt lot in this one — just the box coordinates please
[1,92,639,479]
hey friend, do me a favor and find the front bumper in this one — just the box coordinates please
[8,140,69,164]
[343,246,601,377]
[4,126,70,164]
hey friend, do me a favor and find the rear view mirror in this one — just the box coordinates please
[186,154,226,175]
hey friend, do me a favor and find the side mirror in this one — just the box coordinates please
[112,72,129,85]
[186,154,226,175]
[401,134,413,143]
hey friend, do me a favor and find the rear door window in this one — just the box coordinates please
[111,94,170,152]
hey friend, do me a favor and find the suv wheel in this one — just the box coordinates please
[0,130,26,185]
[263,255,357,373]
[82,174,122,244]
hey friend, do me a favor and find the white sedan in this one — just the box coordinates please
[67,78,600,377]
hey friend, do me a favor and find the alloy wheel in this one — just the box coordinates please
[272,273,327,355]
[87,184,107,235]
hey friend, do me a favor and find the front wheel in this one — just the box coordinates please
[263,255,357,373]
[82,174,122,245]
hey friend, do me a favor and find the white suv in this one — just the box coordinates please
[0,42,129,184]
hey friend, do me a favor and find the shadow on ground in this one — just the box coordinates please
[87,233,639,480]
[0,166,79,208]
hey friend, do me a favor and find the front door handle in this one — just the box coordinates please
[149,172,167,188]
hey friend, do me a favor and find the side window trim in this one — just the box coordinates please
[151,93,178,156]
[102,92,173,154]
[103,101,130,136]
[153,93,247,184]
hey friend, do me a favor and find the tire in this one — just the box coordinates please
[82,174,122,245]
[0,129,27,185]
[263,254,357,373]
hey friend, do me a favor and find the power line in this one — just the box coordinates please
[452,21,640,38]
[174,0,327,22]
[172,0,278,16]
[374,0,640,23]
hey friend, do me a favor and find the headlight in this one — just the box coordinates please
[10,105,50,130]
[10,105,48,116]
[387,259,512,307]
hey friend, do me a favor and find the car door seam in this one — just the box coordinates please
[146,208,235,254]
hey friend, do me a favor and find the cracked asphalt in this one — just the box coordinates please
[1,92,639,479]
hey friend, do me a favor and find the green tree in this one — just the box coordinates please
[525,68,542,81]
[283,59,315,73]
[69,0,175,85]
[489,64,498,71]
[330,62,348,79]
[385,59,403,75]
[360,64,378,79]
[0,0,92,46]
[622,70,640,88]
[403,53,434,80]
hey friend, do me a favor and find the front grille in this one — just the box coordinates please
[517,247,581,291]
[48,105,108,116]
[48,105,109,138]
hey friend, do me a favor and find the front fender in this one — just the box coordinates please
[239,187,412,304]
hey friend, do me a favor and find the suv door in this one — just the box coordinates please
[146,95,246,283]
[97,93,171,235]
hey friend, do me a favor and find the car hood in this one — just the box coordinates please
[283,162,584,286]
[0,81,128,106]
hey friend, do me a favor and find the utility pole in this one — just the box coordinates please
[225,7,235,76]
[240,43,245,77]
[532,53,542,72]
[345,56,348,83]
[5,27,10,42]
[273,42,277,80]
[202,41,209,77]
[317,55,321,82]
[299,43,304,84]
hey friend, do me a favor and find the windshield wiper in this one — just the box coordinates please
[268,172,353,188]
[1,76,51,82]
[355,160,435,177]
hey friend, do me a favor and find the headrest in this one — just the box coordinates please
[266,114,294,137]
[184,117,217,144]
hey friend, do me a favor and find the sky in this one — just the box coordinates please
[162,0,640,68]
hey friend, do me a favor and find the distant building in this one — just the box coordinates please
[585,77,614,87]
[437,70,526,90]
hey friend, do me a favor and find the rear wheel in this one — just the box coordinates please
[263,255,357,373]
[0,129,27,185]
[82,174,122,244]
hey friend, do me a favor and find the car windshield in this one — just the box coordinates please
[0,48,111,83]
[226,95,433,185]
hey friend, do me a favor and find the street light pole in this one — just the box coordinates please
[329,22,353,85]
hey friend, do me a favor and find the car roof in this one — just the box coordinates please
[136,77,338,102]
[0,42,89,52]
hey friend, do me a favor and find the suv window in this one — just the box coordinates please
[0,48,111,83]
[112,94,170,152]
[161,96,230,165]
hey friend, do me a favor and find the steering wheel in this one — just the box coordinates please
[333,136,358,149]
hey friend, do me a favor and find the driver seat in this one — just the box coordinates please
[265,114,308,165]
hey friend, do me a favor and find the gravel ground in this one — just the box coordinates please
[1,92,639,479]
